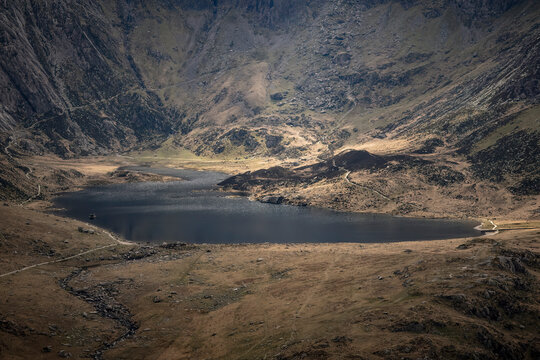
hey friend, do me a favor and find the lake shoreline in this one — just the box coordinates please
[1,202,538,359]
[52,166,482,244]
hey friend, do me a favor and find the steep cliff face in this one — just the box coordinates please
[0,0,538,164]
[0,0,321,156]
[0,0,174,157]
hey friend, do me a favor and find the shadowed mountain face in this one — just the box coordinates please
[0,1,538,186]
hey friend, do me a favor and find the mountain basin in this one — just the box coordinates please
[53,167,481,244]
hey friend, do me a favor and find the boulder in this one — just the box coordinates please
[260,195,284,204]
[78,227,95,234]
[270,92,286,101]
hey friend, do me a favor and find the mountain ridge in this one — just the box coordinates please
[0,0,538,205]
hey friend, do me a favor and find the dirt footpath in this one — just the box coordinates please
[0,205,538,359]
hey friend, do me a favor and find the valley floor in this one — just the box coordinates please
[0,154,539,359]
[0,203,539,359]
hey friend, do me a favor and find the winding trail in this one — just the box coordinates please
[102,228,135,246]
[341,169,391,201]
[336,101,358,125]
[475,219,499,234]
[487,220,499,234]
[4,135,14,158]
[3,134,43,205]
[0,244,116,278]
[0,228,133,278]
[26,65,229,132]
[19,166,42,205]
[19,182,40,205]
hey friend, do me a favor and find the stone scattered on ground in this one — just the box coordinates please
[78,227,95,234]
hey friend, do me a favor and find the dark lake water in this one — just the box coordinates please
[53,167,481,244]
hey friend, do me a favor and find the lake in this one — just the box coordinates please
[53,167,481,244]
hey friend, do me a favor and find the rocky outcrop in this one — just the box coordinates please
[470,130,540,193]
[219,149,465,192]
[413,138,444,154]
[260,195,285,204]
[0,0,173,157]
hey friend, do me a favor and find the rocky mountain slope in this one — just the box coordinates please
[0,0,538,202]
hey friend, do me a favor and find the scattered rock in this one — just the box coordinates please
[476,326,522,359]
[392,321,425,333]
[413,138,444,154]
[334,52,351,66]
[159,242,189,249]
[271,268,292,279]
[495,256,527,274]
[417,164,465,186]
[260,195,284,204]
[270,92,286,101]
[57,350,71,358]
[498,248,539,269]
[78,227,95,234]
[122,247,157,260]
[402,279,414,287]
[265,134,283,149]
[332,335,352,344]
[438,293,503,321]
[457,238,499,250]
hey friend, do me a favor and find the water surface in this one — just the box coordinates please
[54,167,480,244]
